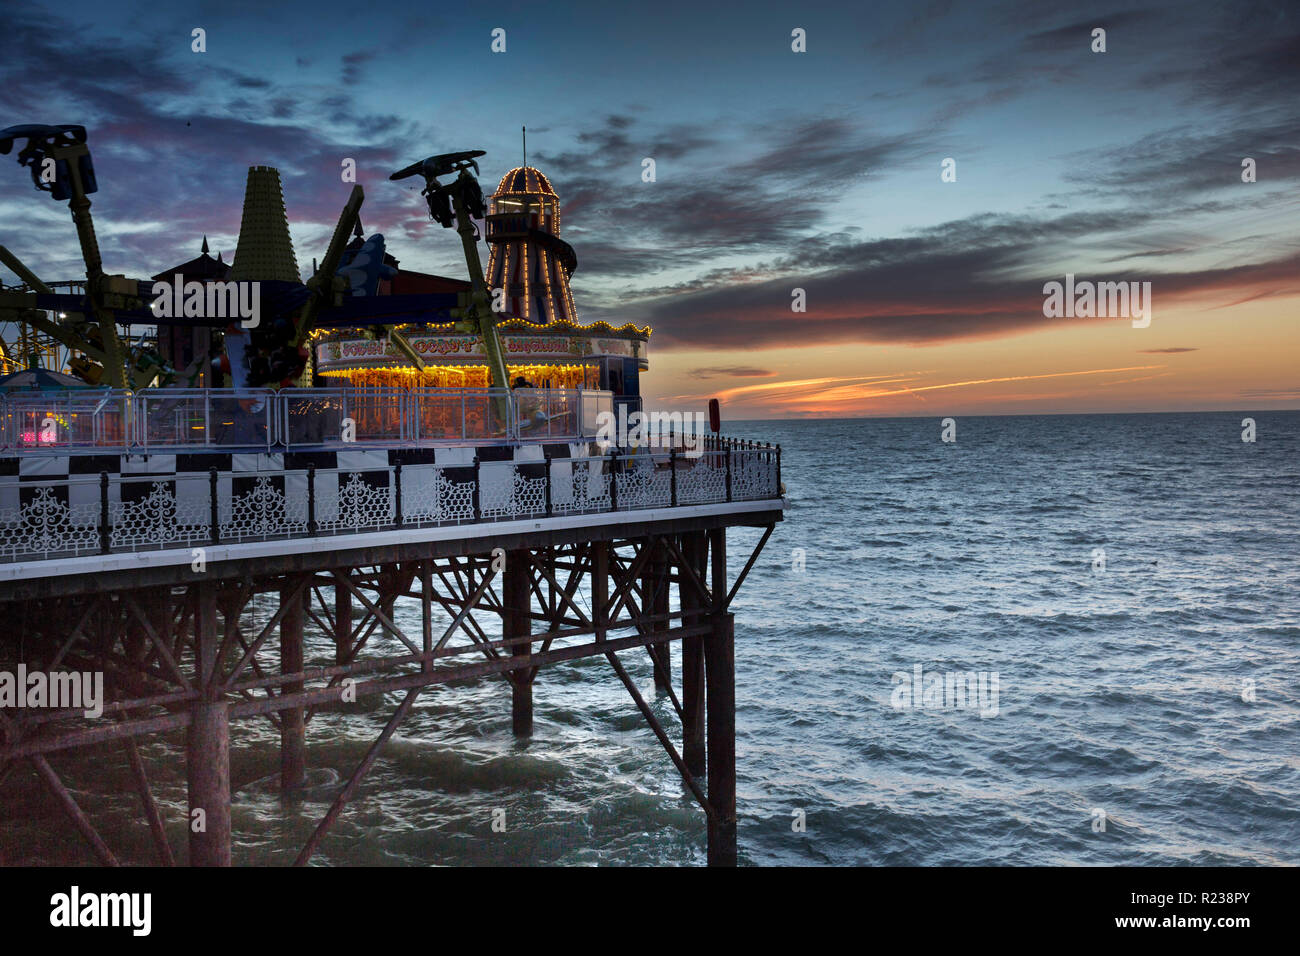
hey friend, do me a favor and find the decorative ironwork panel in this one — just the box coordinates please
[615,460,670,511]
[0,489,100,558]
[221,476,306,541]
[112,482,175,548]
[555,458,610,514]
[731,451,773,501]
[313,471,393,534]
[677,454,727,504]
[403,467,476,524]
[482,469,548,519]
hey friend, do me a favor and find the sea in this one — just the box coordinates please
[2,410,1297,865]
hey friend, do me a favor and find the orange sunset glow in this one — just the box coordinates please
[647,292,1299,419]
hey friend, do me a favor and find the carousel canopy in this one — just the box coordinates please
[0,366,96,390]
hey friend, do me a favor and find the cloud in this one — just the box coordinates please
[1238,386,1300,398]
[0,4,441,280]
[1,0,1296,402]
[341,51,376,86]
[687,366,777,379]
[1021,11,1159,53]
[534,112,924,282]
[625,208,1300,351]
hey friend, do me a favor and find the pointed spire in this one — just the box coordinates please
[201,235,210,256]
[228,165,301,283]
[352,217,363,239]
[217,251,224,263]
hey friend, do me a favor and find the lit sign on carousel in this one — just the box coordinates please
[317,332,645,372]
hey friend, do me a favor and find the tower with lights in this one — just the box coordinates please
[484,167,579,325]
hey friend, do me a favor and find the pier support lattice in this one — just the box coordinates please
[0,515,776,866]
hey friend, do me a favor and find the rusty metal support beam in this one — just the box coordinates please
[123,591,191,691]
[47,595,102,671]
[504,549,533,736]
[31,754,120,866]
[605,650,715,823]
[187,581,231,866]
[119,718,175,866]
[723,524,773,611]
[223,574,309,688]
[593,542,609,644]
[662,533,712,608]
[604,536,659,625]
[705,611,737,866]
[336,582,353,665]
[281,577,307,794]
[645,539,672,692]
[680,533,706,778]
[710,528,726,613]
[294,687,422,866]
[231,622,711,720]
[329,569,420,656]
[420,561,433,671]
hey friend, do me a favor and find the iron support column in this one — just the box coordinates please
[705,610,736,866]
[504,549,533,736]
[335,580,353,665]
[645,539,671,691]
[280,577,306,793]
[681,532,706,778]
[187,580,231,866]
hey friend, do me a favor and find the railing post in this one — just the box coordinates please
[131,392,142,453]
[209,467,220,544]
[262,392,272,451]
[725,447,732,502]
[544,454,553,517]
[99,471,110,554]
[394,460,404,528]
[670,448,677,507]
[472,456,481,520]
[776,443,782,496]
[609,450,618,511]
[307,463,317,534]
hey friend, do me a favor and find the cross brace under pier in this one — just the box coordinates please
[0,518,777,866]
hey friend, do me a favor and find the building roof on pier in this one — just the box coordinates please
[151,236,232,282]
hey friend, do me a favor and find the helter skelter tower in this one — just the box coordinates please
[484,167,579,324]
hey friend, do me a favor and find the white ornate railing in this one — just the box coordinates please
[0,446,781,563]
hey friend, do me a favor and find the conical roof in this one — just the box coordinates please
[228,165,301,282]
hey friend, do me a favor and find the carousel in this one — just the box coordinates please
[311,166,649,396]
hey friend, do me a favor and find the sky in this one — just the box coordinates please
[0,0,1296,419]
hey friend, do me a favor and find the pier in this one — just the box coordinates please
[0,386,783,865]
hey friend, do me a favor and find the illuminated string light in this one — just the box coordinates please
[314,164,648,391]
[315,319,651,337]
[323,362,598,390]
